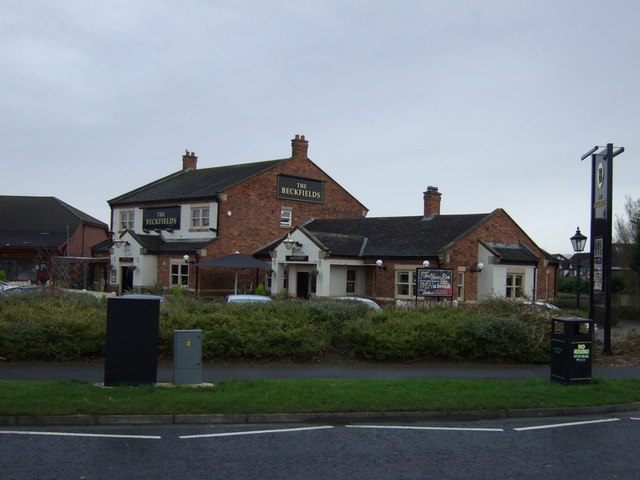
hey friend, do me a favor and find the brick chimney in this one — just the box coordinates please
[291,134,308,159]
[424,186,441,216]
[182,150,197,171]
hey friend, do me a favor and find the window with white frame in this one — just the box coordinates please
[506,272,524,298]
[119,211,134,231]
[191,206,210,229]
[346,269,356,293]
[395,270,417,297]
[280,208,292,228]
[457,271,465,301]
[171,262,189,287]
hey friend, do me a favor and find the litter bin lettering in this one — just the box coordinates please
[550,316,593,385]
[104,297,160,386]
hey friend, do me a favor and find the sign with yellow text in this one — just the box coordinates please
[277,175,324,204]
[143,206,180,230]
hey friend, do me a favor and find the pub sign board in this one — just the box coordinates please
[416,268,454,297]
[277,174,324,204]
[143,206,181,230]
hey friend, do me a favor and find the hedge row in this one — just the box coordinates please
[0,294,554,363]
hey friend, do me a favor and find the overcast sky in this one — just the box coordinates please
[2,1,638,254]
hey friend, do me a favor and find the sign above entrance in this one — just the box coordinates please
[286,255,309,262]
[143,206,180,230]
[277,175,324,204]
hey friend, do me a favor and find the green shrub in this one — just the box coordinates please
[558,276,589,294]
[0,292,106,360]
[0,295,555,363]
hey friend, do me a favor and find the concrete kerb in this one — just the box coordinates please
[2,402,640,427]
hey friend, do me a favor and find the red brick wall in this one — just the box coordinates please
[367,209,557,304]
[68,224,109,257]
[443,209,556,303]
[214,157,366,256]
[195,155,367,295]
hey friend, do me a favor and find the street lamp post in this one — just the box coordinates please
[570,227,587,309]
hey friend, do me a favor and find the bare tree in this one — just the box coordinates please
[615,195,640,244]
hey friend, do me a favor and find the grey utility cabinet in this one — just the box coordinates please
[173,329,203,385]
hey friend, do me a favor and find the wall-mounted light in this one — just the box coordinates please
[183,254,190,264]
[283,233,302,251]
[470,262,484,273]
[423,260,430,268]
[113,234,129,248]
[375,259,387,270]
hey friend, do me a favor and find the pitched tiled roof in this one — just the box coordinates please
[100,230,213,255]
[484,242,539,264]
[301,212,494,258]
[0,196,107,248]
[108,159,287,206]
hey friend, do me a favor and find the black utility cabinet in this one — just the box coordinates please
[104,297,160,386]
[550,316,593,385]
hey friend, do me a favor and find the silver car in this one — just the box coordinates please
[226,294,273,304]
[334,296,383,311]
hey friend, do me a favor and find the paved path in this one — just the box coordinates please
[1,360,639,382]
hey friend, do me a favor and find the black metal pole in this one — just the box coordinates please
[576,263,581,309]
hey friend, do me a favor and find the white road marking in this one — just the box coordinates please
[346,425,504,432]
[514,418,620,431]
[0,430,161,440]
[179,425,334,439]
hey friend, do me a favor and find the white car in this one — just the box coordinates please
[0,281,19,293]
[226,294,273,304]
[335,296,383,311]
[523,301,560,311]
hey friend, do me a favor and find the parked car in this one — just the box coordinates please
[226,294,273,304]
[523,301,560,311]
[0,281,17,293]
[1,285,50,295]
[334,296,383,311]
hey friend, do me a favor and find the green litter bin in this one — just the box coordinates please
[550,316,593,385]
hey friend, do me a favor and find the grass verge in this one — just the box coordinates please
[1,378,640,416]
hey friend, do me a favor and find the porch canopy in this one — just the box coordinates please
[195,252,270,294]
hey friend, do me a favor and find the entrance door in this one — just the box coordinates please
[296,272,310,299]
[121,266,134,293]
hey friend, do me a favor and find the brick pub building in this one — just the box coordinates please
[103,134,558,304]
[103,135,366,295]
[261,186,559,306]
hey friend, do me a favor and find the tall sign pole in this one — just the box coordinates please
[583,143,624,355]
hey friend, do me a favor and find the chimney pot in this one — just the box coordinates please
[182,150,198,171]
[291,134,309,159]
[424,186,441,216]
